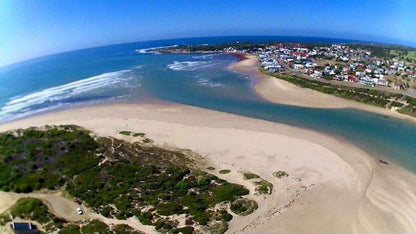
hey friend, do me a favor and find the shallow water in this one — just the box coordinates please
[1,36,416,172]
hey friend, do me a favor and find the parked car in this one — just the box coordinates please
[74,199,82,205]
[77,208,83,215]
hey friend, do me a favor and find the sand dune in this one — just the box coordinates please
[1,103,415,233]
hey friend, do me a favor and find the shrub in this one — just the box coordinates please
[243,172,260,180]
[230,198,258,216]
[58,224,80,234]
[272,171,289,178]
[81,220,110,234]
[254,180,273,195]
[219,169,231,174]
[119,131,132,136]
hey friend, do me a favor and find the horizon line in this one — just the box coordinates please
[1,34,415,70]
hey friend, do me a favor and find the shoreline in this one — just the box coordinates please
[0,103,415,232]
[228,54,416,123]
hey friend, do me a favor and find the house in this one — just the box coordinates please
[360,76,375,86]
[10,222,40,234]
[293,64,304,70]
[377,79,389,86]
[393,81,407,90]
[347,75,359,82]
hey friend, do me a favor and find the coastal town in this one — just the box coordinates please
[228,43,416,91]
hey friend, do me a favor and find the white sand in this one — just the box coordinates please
[229,55,416,123]
[0,103,415,233]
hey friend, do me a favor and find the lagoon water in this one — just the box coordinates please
[1,36,416,172]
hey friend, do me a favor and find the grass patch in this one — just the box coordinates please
[243,172,260,180]
[230,198,258,216]
[219,169,231,174]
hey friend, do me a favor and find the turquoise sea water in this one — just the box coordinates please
[1,36,416,172]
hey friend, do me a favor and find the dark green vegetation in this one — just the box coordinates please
[81,220,110,234]
[0,125,97,192]
[58,224,81,234]
[261,68,416,118]
[119,131,132,136]
[273,171,289,178]
[243,172,260,180]
[156,43,268,53]
[112,224,143,234]
[219,169,231,174]
[230,198,258,216]
[0,126,255,233]
[0,198,66,232]
[0,198,140,234]
[254,180,274,195]
[348,44,416,61]
[119,131,146,138]
[242,172,273,195]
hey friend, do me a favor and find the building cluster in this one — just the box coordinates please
[254,43,416,90]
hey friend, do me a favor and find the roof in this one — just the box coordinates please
[12,222,32,231]
[11,222,40,234]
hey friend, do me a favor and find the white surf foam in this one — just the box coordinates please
[167,61,216,71]
[135,45,178,54]
[197,78,224,88]
[0,70,132,117]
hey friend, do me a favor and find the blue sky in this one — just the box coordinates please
[0,0,415,67]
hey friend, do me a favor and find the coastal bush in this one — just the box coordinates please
[81,220,110,234]
[230,198,258,216]
[203,221,229,234]
[133,132,146,137]
[219,169,231,174]
[143,138,153,143]
[272,171,289,178]
[9,198,51,224]
[6,198,66,232]
[112,224,143,234]
[58,225,81,234]
[0,126,254,232]
[243,172,260,180]
[173,226,194,234]
[119,131,132,136]
[254,180,273,195]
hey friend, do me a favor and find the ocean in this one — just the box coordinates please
[1,36,416,172]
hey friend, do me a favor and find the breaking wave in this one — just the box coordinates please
[167,61,215,71]
[0,70,133,121]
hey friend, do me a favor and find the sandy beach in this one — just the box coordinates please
[229,55,416,123]
[0,103,415,233]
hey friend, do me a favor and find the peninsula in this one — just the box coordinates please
[156,42,416,120]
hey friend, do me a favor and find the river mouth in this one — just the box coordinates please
[1,37,416,173]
